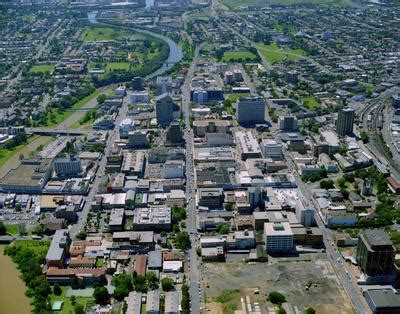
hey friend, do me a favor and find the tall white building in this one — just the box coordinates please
[236,97,265,125]
[295,198,314,227]
[262,139,283,160]
[164,160,185,179]
[119,118,134,139]
[264,222,293,253]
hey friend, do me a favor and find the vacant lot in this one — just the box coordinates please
[202,254,353,314]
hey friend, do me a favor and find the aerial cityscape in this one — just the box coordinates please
[0,0,400,313]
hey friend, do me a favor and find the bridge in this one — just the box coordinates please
[26,128,90,136]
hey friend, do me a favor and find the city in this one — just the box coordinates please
[0,0,400,314]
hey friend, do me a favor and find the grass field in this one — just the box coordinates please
[301,97,320,109]
[50,286,94,314]
[222,51,258,62]
[29,64,55,73]
[257,42,306,63]
[81,26,127,41]
[221,0,349,9]
[0,135,39,167]
[228,93,250,103]
[89,62,131,72]
[5,225,19,235]
[46,89,102,127]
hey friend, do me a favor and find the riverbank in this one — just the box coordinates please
[0,244,31,314]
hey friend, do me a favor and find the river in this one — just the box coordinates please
[87,11,183,79]
[0,245,31,314]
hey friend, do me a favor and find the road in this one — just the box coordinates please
[69,94,129,238]
[182,43,202,314]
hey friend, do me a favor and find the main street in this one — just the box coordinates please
[70,94,129,238]
[182,43,203,314]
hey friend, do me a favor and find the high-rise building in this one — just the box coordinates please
[236,97,265,126]
[156,93,174,126]
[336,107,355,136]
[392,94,400,108]
[119,118,134,139]
[132,77,144,91]
[295,199,314,227]
[54,157,82,176]
[286,70,299,84]
[356,229,395,277]
[279,115,298,131]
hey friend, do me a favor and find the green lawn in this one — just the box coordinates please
[96,258,104,267]
[45,89,102,127]
[29,64,55,73]
[0,135,39,167]
[5,224,19,235]
[81,26,127,41]
[301,97,320,109]
[222,51,257,62]
[50,287,94,314]
[105,62,131,71]
[257,43,306,63]
[228,93,250,103]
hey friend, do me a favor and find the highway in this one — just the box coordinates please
[70,94,129,238]
[182,44,202,314]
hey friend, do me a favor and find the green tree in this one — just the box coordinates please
[53,284,62,296]
[268,291,286,305]
[181,284,190,314]
[304,307,316,314]
[15,203,22,212]
[71,295,76,306]
[76,231,87,240]
[146,271,158,290]
[175,232,190,250]
[224,203,233,211]
[320,180,334,189]
[74,303,85,314]
[97,94,107,105]
[93,286,110,305]
[161,277,174,291]
[133,275,147,292]
[360,131,369,144]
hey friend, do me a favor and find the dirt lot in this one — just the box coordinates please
[202,253,354,314]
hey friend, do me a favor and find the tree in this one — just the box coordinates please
[320,180,334,189]
[175,232,190,250]
[32,224,43,236]
[133,275,147,292]
[224,203,233,211]
[181,284,190,314]
[76,231,87,240]
[53,284,62,296]
[74,303,85,314]
[0,220,6,235]
[71,295,76,306]
[172,206,186,224]
[161,277,174,291]
[278,307,287,314]
[196,247,201,256]
[146,271,158,290]
[360,131,369,144]
[93,286,110,305]
[97,94,107,105]
[268,291,286,305]
[15,203,22,212]
[18,223,27,235]
[112,273,133,300]
[304,307,316,314]
[19,153,24,160]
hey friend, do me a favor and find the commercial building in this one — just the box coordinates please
[295,199,314,227]
[264,222,294,253]
[156,93,175,126]
[130,91,150,104]
[193,120,230,137]
[336,107,355,136]
[261,139,283,160]
[164,160,185,179]
[146,290,160,314]
[125,291,142,314]
[363,288,400,314]
[235,131,262,160]
[128,131,149,148]
[198,188,224,209]
[133,207,171,231]
[156,76,172,95]
[356,229,395,281]
[46,229,70,268]
[54,157,82,177]
[165,291,181,314]
[109,208,125,231]
[236,97,265,126]
[119,118,135,139]
[279,116,298,131]
[166,122,183,145]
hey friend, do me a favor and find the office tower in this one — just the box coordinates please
[336,107,355,136]
[236,97,265,126]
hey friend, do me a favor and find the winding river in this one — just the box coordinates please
[87,11,183,79]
